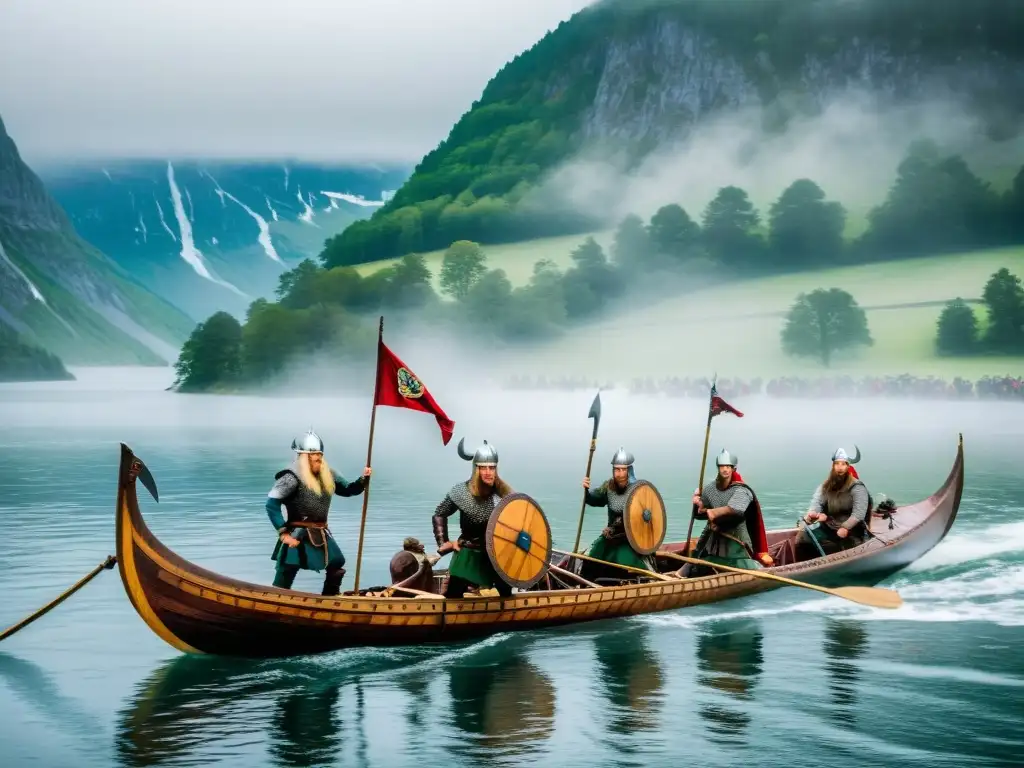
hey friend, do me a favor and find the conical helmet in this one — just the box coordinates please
[715,448,738,467]
[292,429,324,454]
[457,437,498,466]
[611,447,636,483]
[610,447,634,467]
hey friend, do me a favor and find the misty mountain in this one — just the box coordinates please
[0,114,196,367]
[38,161,410,321]
[322,0,1024,268]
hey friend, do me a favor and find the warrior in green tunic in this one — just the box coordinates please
[795,446,871,561]
[265,429,371,595]
[681,448,771,578]
[432,438,514,598]
[580,447,656,581]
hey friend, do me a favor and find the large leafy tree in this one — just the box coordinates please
[173,311,243,391]
[781,288,872,367]
[768,179,846,267]
[440,240,488,300]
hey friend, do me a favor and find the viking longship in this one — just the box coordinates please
[114,435,963,658]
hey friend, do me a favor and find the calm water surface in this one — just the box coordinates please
[1,367,1022,767]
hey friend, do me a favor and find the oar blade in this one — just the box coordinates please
[832,585,903,610]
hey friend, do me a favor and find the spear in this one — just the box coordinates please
[683,375,744,556]
[683,378,715,556]
[572,391,602,553]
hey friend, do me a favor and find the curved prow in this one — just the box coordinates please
[937,433,965,541]
[115,443,201,654]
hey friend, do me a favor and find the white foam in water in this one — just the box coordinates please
[905,520,1024,570]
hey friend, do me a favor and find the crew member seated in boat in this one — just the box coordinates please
[389,537,440,593]
[680,449,771,577]
[265,429,371,596]
[432,438,515,598]
[794,447,871,561]
[580,448,656,581]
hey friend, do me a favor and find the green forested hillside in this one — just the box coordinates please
[321,0,1024,270]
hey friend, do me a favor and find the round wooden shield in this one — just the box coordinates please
[623,480,667,556]
[485,492,553,590]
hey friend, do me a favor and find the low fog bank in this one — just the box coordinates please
[541,88,1024,228]
[0,382,1000,514]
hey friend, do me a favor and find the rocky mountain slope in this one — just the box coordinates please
[0,115,196,365]
[322,0,1024,268]
[39,161,409,321]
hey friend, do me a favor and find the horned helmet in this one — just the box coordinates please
[457,437,498,466]
[832,446,861,465]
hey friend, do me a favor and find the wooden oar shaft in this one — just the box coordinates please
[572,439,597,553]
[549,563,599,589]
[553,548,673,581]
[656,550,901,608]
[798,519,829,559]
[0,555,116,643]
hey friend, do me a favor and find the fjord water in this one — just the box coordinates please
[1,368,1022,768]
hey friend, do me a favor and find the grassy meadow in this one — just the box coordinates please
[512,245,1024,381]
[347,225,1024,381]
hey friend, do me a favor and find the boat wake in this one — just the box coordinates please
[641,520,1024,629]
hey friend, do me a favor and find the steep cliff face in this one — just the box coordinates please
[39,161,409,321]
[0,115,196,365]
[324,0,1024,266]
[575,13,1024,148]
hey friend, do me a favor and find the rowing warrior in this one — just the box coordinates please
[432,438,515,598]
[681,449,772,577]
[580,448,656,580]
[795,447,871,561]
[265,429,371,595]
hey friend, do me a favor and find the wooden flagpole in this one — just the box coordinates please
[352,315,383,594]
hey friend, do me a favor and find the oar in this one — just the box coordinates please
[552,548,674,582]
[656,550,903,609]
[798,518,829,559]
[0,555,118,643]
[572,391,602,553]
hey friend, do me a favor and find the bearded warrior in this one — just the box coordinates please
[432,438,514,598]
[265,429,371,595]
[796,446,871,560]
[682,448,771,577]
[580,448,655,580]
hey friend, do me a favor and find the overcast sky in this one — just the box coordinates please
[0,0,595,165]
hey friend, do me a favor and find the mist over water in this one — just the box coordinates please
[1,368,1022,767]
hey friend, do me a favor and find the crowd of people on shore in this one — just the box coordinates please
[500,374,1024,400]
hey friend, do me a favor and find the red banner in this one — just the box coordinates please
[374,340,455,445]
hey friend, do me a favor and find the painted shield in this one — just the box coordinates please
[623,480,667,556]
[485,492,553,590]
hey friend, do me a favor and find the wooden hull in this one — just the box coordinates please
[114,436,964,658]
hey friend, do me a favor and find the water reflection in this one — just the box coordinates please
[822,619,869,715]
[115,649,429,767]
[444,635,556,765]
[0,652,107,756]
[592,623,666,735]
[695,618,764,747]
